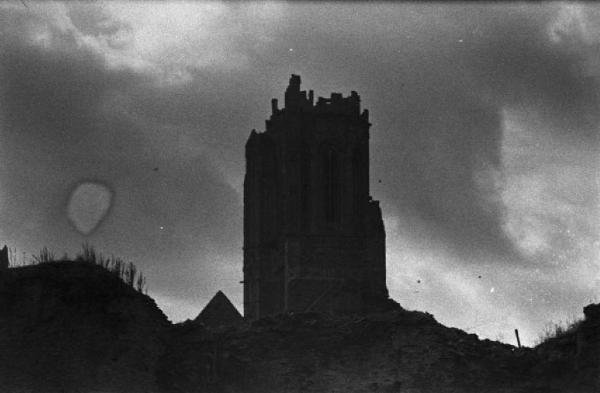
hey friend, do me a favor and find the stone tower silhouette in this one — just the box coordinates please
[243,75,387,320]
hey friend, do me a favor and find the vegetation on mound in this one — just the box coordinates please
[12,243,147,293]
[535,317,583,346]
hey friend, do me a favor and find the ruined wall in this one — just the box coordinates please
[243,75,388,320]
[0,246,8,270]
[576,303,600,388]
[366,200,387,299]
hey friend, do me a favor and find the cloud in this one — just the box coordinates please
[260,3,598,342]
[0,2,597,337]
[337,4,599,263]
[0,3,242,303]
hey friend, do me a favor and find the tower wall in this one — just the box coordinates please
[243,75,387,320]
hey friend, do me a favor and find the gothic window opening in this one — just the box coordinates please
[324,147,339,223]
[352,146,363,218]
[260,139,278,241]
[300,147,310,229]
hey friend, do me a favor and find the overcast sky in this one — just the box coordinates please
[1,1,598,346]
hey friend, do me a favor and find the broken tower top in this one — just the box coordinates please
[270,74,368,121]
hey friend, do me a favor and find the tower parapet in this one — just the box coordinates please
[269,75,369,122]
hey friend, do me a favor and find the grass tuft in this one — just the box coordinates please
[26,243,147,293]
[31,247,55,264]
[535,317,582,346]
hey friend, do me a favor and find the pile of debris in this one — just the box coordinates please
[159,305,548,393]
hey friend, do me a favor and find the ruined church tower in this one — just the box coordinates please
[243,75,387,320]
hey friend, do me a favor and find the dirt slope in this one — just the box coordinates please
[0,262,597,393]
[0,262,170,393]
[160,308,546,393]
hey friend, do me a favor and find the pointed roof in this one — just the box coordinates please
[194,291,243,328]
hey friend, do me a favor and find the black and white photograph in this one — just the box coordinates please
[0,1,598,392]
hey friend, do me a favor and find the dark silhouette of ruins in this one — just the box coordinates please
[0,245,8,270]
[194,290,243,328]
[243,75,388,320]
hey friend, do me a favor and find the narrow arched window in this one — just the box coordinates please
[352,146,362,217]
[324,147,339,222]
[300,146,310,229]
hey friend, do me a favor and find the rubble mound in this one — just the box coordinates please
[0,261,170,393]
[0,261,597,393]
[159,305,545,393]
[531,303,600,391]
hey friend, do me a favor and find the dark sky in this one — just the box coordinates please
[1,2,598,346]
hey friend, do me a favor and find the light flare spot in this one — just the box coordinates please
[67,182,113,235]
